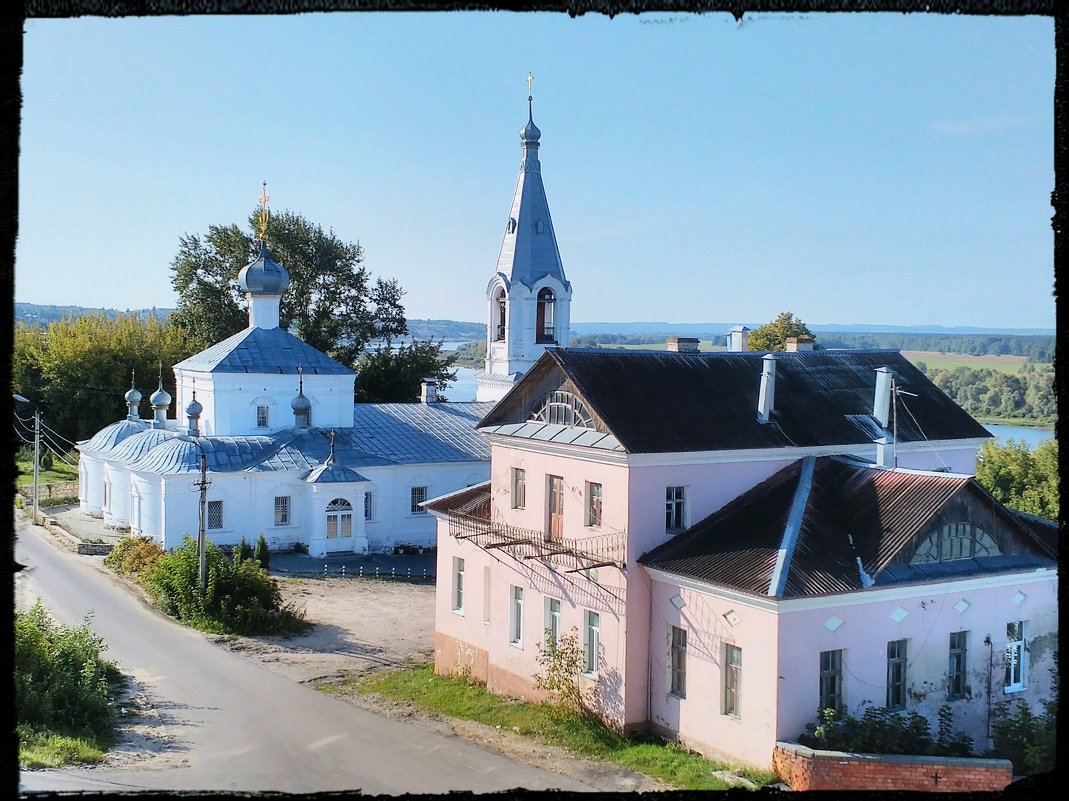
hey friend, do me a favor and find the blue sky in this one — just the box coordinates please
[18,12,1055,329]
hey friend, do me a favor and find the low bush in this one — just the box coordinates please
[40,450,54,471]
[144,536,306,635]
[254,534,270,570]
[988,658,1057,774]
[798,704,973,758]
[104,535,164,577]
[232,536,253,563]
[15,602,119,749]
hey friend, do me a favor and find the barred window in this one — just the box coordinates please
[207,500,223,530]
[411,486,428,514]
[256,405,269,428]
[274,496,290,526]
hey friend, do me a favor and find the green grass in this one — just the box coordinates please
[323,664,776,790]
[900,350,1035,375]
[16,459,79,487]
[17,724,108,768]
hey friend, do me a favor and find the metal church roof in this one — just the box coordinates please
[173,326,354,375]
[127,435,279,474]
[351,402,496,464]
[305,463,369,484]
[78,419,149,454]
[105,427,180,463]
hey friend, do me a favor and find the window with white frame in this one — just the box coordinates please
[1005,621,1026,692]
[451,557,464,612]
[256,405,269,428]
[670,626,687,698]
[583,610,600,676]
[274,496,290,526]
[723,644,742,717]
[482,566,491,625]
[529,390,595,429]
[509,586,524,645]
[819,649,844,713]
[411,486,428,514]
[364,491,375,521]
[887,639,908,709]
[511,467,526,510]
[666,486,686,531]
[544,597,561,653]
[207,500,224,530]
[586,482,603,527]
[948,631,968,700]
[326,498,353,539]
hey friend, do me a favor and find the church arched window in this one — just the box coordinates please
[326,498,353,539]
[909,522,1001,565]
[536,288,555,343]
[530,390,594,429]
[494,288,507,341]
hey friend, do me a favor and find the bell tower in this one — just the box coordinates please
[477,74,572,403]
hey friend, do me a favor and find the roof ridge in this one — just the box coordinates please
[767,455,816,596]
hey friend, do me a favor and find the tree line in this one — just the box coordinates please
[920,365,1056,425]
[975,438,1058,522]
[819,332,1054,362]
[13,208,457,444]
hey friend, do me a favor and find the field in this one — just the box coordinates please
[898,351,1042,375]
[602,341,724,353]
[16,458,79,487]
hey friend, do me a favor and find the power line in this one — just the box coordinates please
[12,424,33,445]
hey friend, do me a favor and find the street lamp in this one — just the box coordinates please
[13,394,40,526]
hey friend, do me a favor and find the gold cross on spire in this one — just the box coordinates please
[256,181,271,242]
[527,72,533,101]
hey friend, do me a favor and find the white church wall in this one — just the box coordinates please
[102,460,131,528]
[129,471,164,542]
[80,453,105,516]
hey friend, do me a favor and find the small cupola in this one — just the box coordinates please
[185,380,203,436]
[125,370,142,421]
[291,367,312,429]
[521,72,541,144]
[149,374,172,429]
[236,183,290,329]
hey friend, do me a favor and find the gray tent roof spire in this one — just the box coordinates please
[493,74,568,290]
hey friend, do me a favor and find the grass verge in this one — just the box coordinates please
[323,664,776,790]
[18,724,108,768]
[16,459,79,487]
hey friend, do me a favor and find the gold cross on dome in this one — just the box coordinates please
[256,181,271,241]
[527,72,533,100]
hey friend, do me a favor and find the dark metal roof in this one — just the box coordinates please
[481,348,991,454]
[640,457,1054,599]
[127,435,279,474]
[173,326,354,375]
[305,463,370,484]
[351,402,495,464]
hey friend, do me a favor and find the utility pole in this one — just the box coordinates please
[14,394,40,525]
[195,448,210,593]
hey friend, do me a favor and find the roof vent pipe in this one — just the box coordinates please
[728,326,749,353]
[420,379,439,404]
[873,367,893,428]
[757,354,777,423]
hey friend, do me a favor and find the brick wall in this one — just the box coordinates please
[773,742,1013,792]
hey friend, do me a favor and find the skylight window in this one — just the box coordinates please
[529,390,594,428]
[909,522,1001,565]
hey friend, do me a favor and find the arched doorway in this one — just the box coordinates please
[326,498,353,541]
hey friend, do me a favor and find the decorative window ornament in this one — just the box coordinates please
[1011,591,1027,607]
[723,609,741,626]
[953,599,972,614]
[823,616,844,632]
[529,390,594,428]
[669,595,686,610]
[889,607,909,623]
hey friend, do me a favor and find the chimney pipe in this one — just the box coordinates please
[873,367,892,428]
[420,379,439,404]
[666,337,700,353]
[757,354,777,423]
[875,435,895,468]
[728,326,749,353]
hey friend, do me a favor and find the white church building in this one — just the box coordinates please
[77,89,570,556]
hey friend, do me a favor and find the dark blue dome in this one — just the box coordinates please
[237,241,290,296]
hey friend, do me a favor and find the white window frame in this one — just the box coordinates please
[586,481,603,528]
[512,467,526,510]
[583,610,600,677]
[256,404,270,428]
[509,586,524,646]
[1004,621,1026,693]
[544,597,562,653]
[410,485,428,515]
[207,499,224,530]
[670,625,687,699]
[451,557,465,613]
[364,491,375,521]
[723,644,742,718]
[666,485,686,531]
[274,495,291,527]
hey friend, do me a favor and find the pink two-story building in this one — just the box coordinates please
[429,346,1058,768]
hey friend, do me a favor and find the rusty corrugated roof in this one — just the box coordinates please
[425,481,491,520]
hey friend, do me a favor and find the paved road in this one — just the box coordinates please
[15,515,589,793]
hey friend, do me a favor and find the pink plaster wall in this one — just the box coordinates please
[776,573,1059,748]
[647,579,782,768]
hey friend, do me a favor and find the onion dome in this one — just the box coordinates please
[149,378,171,409]
[125,385,142,405]
[521,115,541,144]
[186,396,203,418]
[291,390,311,414]
[237,241,290,296]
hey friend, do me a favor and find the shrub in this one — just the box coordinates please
[104,535,163,576]
[253,535,270,570]
[988,658,1057,774]
[799,704,972,758]
[292,541,308,554]
[15,602,117,744]
[39,450,54,472]
[233,537,253,564]
[534,628,593,717]
[144,536,306,635]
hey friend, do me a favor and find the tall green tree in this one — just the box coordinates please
[354,340,458,403]
[747,311,816,352]
[170,209,408,364]
[975,438,1059,521]
[13,315,196,443]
